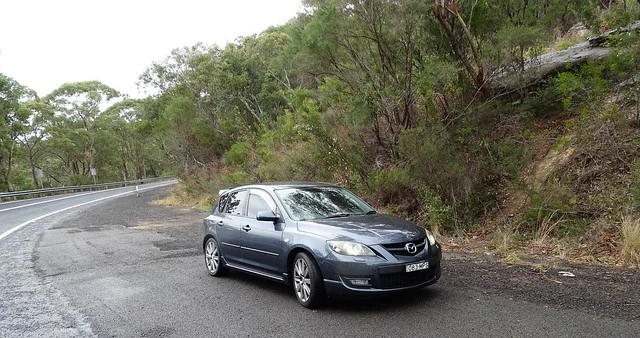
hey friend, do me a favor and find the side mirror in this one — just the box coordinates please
[256,210,280,222]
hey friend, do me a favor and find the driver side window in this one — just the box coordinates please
[246,194,272,219]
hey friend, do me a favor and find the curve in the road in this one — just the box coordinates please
[0,181,177,241]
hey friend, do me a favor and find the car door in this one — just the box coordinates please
[215,189,247,266]
[240,189,284,277]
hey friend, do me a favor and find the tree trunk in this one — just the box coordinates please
[432,0,491,98]
[3,142,15,192]
[29,153,38,188]
[489,20,640,92]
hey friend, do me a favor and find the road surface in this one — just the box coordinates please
[0,185,638,337]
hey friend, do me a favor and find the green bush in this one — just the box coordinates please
[368,168,417,214]
[224,141,253,168]
[494,137,531,179]
[415,187,454,235]
[397,122,482,229]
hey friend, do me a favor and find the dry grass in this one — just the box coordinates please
[492,225,520,254]
[621,217,640,266]
[533,209,566,245]
[152,183,212,211]
[502,252,523,265]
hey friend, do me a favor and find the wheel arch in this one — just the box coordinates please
[203,234,215,252]
[286,246,323,284]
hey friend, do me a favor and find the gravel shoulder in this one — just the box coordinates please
[443,252,639,321]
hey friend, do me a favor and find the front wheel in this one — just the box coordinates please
[292,252,324,308]
[205,238,227,277]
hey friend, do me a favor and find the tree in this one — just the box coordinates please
[15,99,53,187]
[44,81,120,183]
[296,0,434,159]
[99,99,156,181]
[0,74,35,191]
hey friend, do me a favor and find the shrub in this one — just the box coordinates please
[494,137,531,179]
[415,187,453,235]
[621,217,640,265]
[397,124,480,228]
[368,168,418,215]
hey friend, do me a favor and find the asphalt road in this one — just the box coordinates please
[0,180,178,240]
[1,186,638,337]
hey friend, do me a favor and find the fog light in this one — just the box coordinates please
[348,278,371,286]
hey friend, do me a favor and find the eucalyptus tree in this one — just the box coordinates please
[44,81,120,183]
[296,0,435,158]
[99,98,161,181]
[15,99,53,187]
[0,74,35,191]
[139,34,296,173]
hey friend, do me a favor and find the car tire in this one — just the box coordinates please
[292,252,324,308]
[205,237,228,277]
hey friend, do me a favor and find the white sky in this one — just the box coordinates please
[0,0,303,98]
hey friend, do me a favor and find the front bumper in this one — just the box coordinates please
[321,249,442,299]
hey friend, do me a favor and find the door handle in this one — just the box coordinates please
[242,224,251,232]
[217,220,224,226]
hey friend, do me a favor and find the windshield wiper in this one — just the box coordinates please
[323,213,351,219]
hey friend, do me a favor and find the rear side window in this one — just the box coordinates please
[222,190,247,215]
[216,193,230,214]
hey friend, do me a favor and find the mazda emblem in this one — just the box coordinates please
[405,242,417,254]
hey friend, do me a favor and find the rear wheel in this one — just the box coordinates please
[292,252,324,308]
[205,238,227,276]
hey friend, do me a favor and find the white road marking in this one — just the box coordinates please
[0,182,176,241]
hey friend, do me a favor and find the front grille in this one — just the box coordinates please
[381,238,427,256]
[379,267,435,289]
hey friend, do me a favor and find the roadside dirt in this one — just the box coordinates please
[443,252,639,321]
[105,186,640,322]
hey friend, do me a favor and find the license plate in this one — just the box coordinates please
[405,261,428,272]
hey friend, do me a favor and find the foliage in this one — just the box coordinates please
[0,74,36,191]
[4,1,640,257]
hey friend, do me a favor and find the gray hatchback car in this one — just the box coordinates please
[202,182,442,308]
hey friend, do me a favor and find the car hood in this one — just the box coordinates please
[297,214,426,245]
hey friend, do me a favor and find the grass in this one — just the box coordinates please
[621,217,640,265]
[492,225,520,254]
[502,252,523,265]
[533,209,566,245]
[152,183,212,211]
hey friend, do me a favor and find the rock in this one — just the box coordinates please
[564,23,590,40]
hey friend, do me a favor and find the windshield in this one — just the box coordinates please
[275,186,374,221]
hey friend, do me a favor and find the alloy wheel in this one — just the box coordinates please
[205,239,220,274]
[293,257,311,303]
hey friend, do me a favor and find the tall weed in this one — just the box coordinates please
[621,216,640,265]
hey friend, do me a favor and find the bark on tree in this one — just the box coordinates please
[432,0,491,98]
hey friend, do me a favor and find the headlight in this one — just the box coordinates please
[426,230,437,246]
[327,241,376,256]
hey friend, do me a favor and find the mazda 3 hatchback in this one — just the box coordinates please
[202,182,441,308]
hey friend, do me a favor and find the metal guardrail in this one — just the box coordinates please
[0,176,176,200]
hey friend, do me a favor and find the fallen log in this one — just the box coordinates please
[488,20,640,93]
